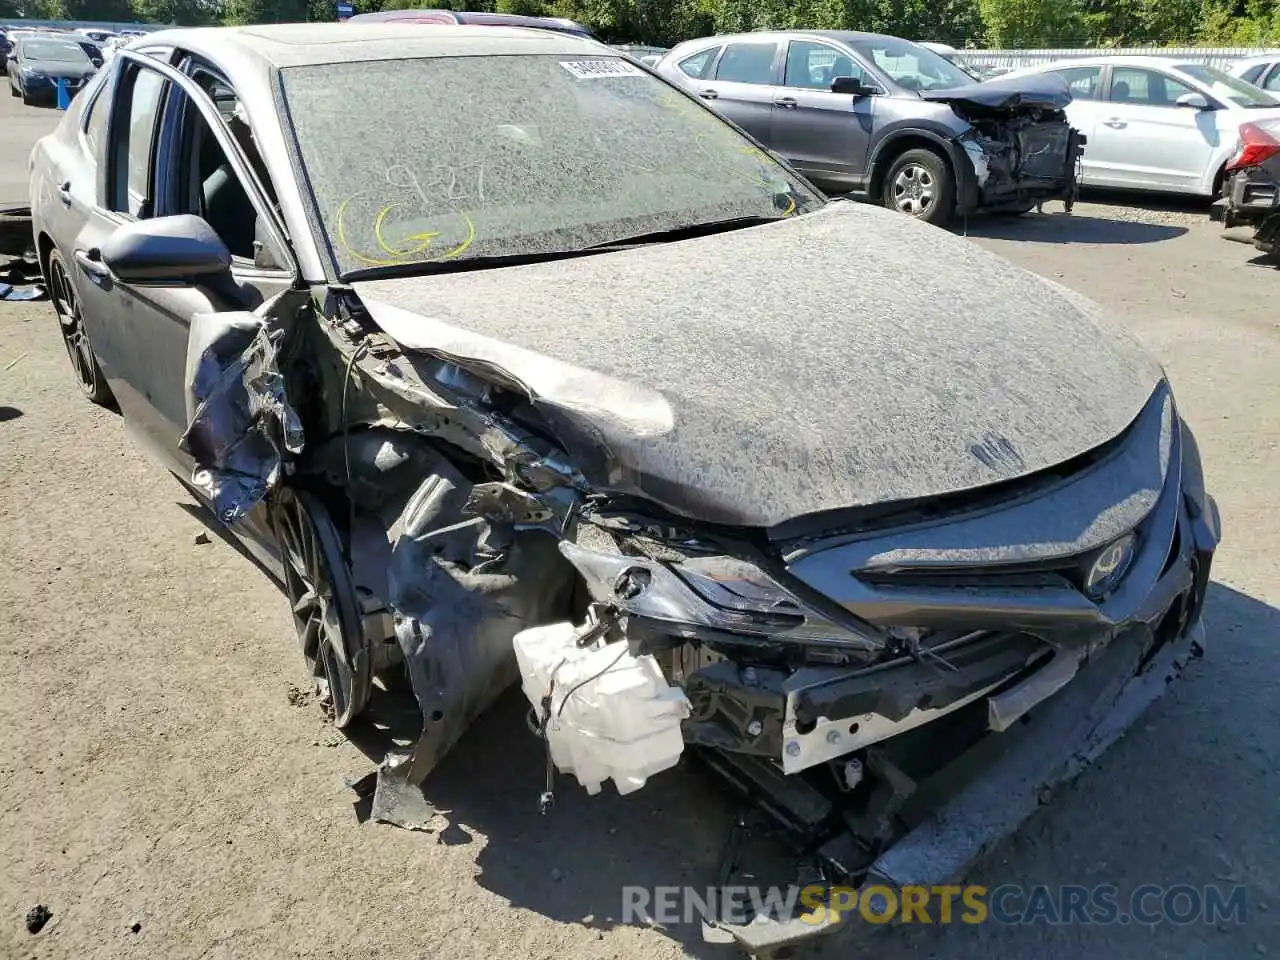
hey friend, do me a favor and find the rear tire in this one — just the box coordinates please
[46,248,115,406]
[883,148,955,226]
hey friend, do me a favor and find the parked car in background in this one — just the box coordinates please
[75,28,117,44]
[6,34,97,105]
[72,37,105,67]
[918,41,980,81]
[655,31,1084,225]
[1229,54,1280,92]
[346,8,597,39]
[1003,56,1280,195]
[1211,117,1280,259]
[28,29,1216,954]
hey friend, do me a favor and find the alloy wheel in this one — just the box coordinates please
[271,487,371,728]
[48,252,110,403]
[891,163,936,217]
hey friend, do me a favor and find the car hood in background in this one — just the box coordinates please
[352,201,1162,529]
[23,57,96,79]
[921,72,1072,113]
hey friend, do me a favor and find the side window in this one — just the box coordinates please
[1264,65,1280,91]
[82,70,115,162]
[108,64,167,217]
[677,46,719,80]
[784,40,868,90]
[1052,66,1101,100]
[714,42,777,85]
[1109,67,1195,106]
[170,78,279,267]
[1240,64,1264,85]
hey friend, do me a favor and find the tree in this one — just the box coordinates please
[978,0,1085,46]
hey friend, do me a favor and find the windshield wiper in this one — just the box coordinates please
[341,215,794,282]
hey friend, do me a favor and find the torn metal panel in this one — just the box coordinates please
[383,452,575,787]
[178,294,305,523]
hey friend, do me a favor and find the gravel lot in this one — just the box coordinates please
[1,92,1278,960]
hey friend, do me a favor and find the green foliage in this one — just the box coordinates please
[5,0,1279,53]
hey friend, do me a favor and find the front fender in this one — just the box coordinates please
[868,125,978,212]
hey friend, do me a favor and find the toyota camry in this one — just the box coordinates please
[28,23,1219,952]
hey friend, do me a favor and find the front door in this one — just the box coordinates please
[770,38,875,191]
[1088,66,1218,192]
[71,52,294,475]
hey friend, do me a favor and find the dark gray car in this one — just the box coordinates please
[7,36,98,105]
[657,30,1085,225]
[29,24,1215,954]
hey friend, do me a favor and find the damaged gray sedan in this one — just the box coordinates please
[30,22,1218,953]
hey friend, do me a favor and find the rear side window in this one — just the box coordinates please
[1052,66,1101,100]
[1240,64,1265,85]
[714,42,777,85]
[82,70,114,162]
[1264,65,1280,91]
[677,46,719,80]
[109,64,167,217]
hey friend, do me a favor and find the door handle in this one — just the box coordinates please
[774,96,798,108]
[73,248,111,286]
[698,88,718,100]
[1102,118,1127,129]
[57,180,73,206]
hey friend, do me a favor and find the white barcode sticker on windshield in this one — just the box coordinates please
[559,59,644,79]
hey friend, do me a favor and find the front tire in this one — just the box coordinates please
[270,486,372,729]
[47,248,114,406]
[883,148,955,226]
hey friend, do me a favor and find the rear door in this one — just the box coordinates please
[70,50,294,473]
[1088,65,1218,191]
[769,38,876,190]
[696,38,781,144]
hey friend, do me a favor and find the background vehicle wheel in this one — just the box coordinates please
[271,486,372,729]
[883,148,955,226]
[46,248,115,406]
[8,79,17,98]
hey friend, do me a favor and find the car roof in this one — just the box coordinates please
[676,29,915,47]
[1012,55,1218,72]
[138,22,604,67]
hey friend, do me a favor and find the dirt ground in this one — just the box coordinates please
[1,93,1278,960]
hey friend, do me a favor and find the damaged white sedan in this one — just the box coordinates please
[30,22,1219,954]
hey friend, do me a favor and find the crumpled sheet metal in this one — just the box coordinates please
[178,307,303,523]
[370,454,574,827]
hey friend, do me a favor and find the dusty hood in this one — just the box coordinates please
[921,72,1072,113]
[352,201,1162,529]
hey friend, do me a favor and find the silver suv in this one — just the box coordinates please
[656,30,1084,225]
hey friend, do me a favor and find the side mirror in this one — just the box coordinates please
[101,214,231,284]
[831,75,879,97]
[1175,92,1211,110]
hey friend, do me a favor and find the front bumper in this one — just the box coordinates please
[702,486,1218,954]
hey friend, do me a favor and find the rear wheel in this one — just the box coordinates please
[271,486,372,729]
[47,248,114,406]
[883,148,955,226]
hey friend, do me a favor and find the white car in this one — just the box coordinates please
[1230,55,1280,92]
[1004,55,1280,195]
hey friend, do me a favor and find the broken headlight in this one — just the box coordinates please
[559,541,879,654]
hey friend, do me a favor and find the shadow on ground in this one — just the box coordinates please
[0,405,22,422]
[344,582,1280,959]
[963,212,1188,245]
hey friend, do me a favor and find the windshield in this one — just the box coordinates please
[280,54,820,278]
[848,37,973,92]
[1174,63,1279,108]
[21,39,89,63]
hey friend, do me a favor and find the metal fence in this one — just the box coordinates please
[958,46,1280,72]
